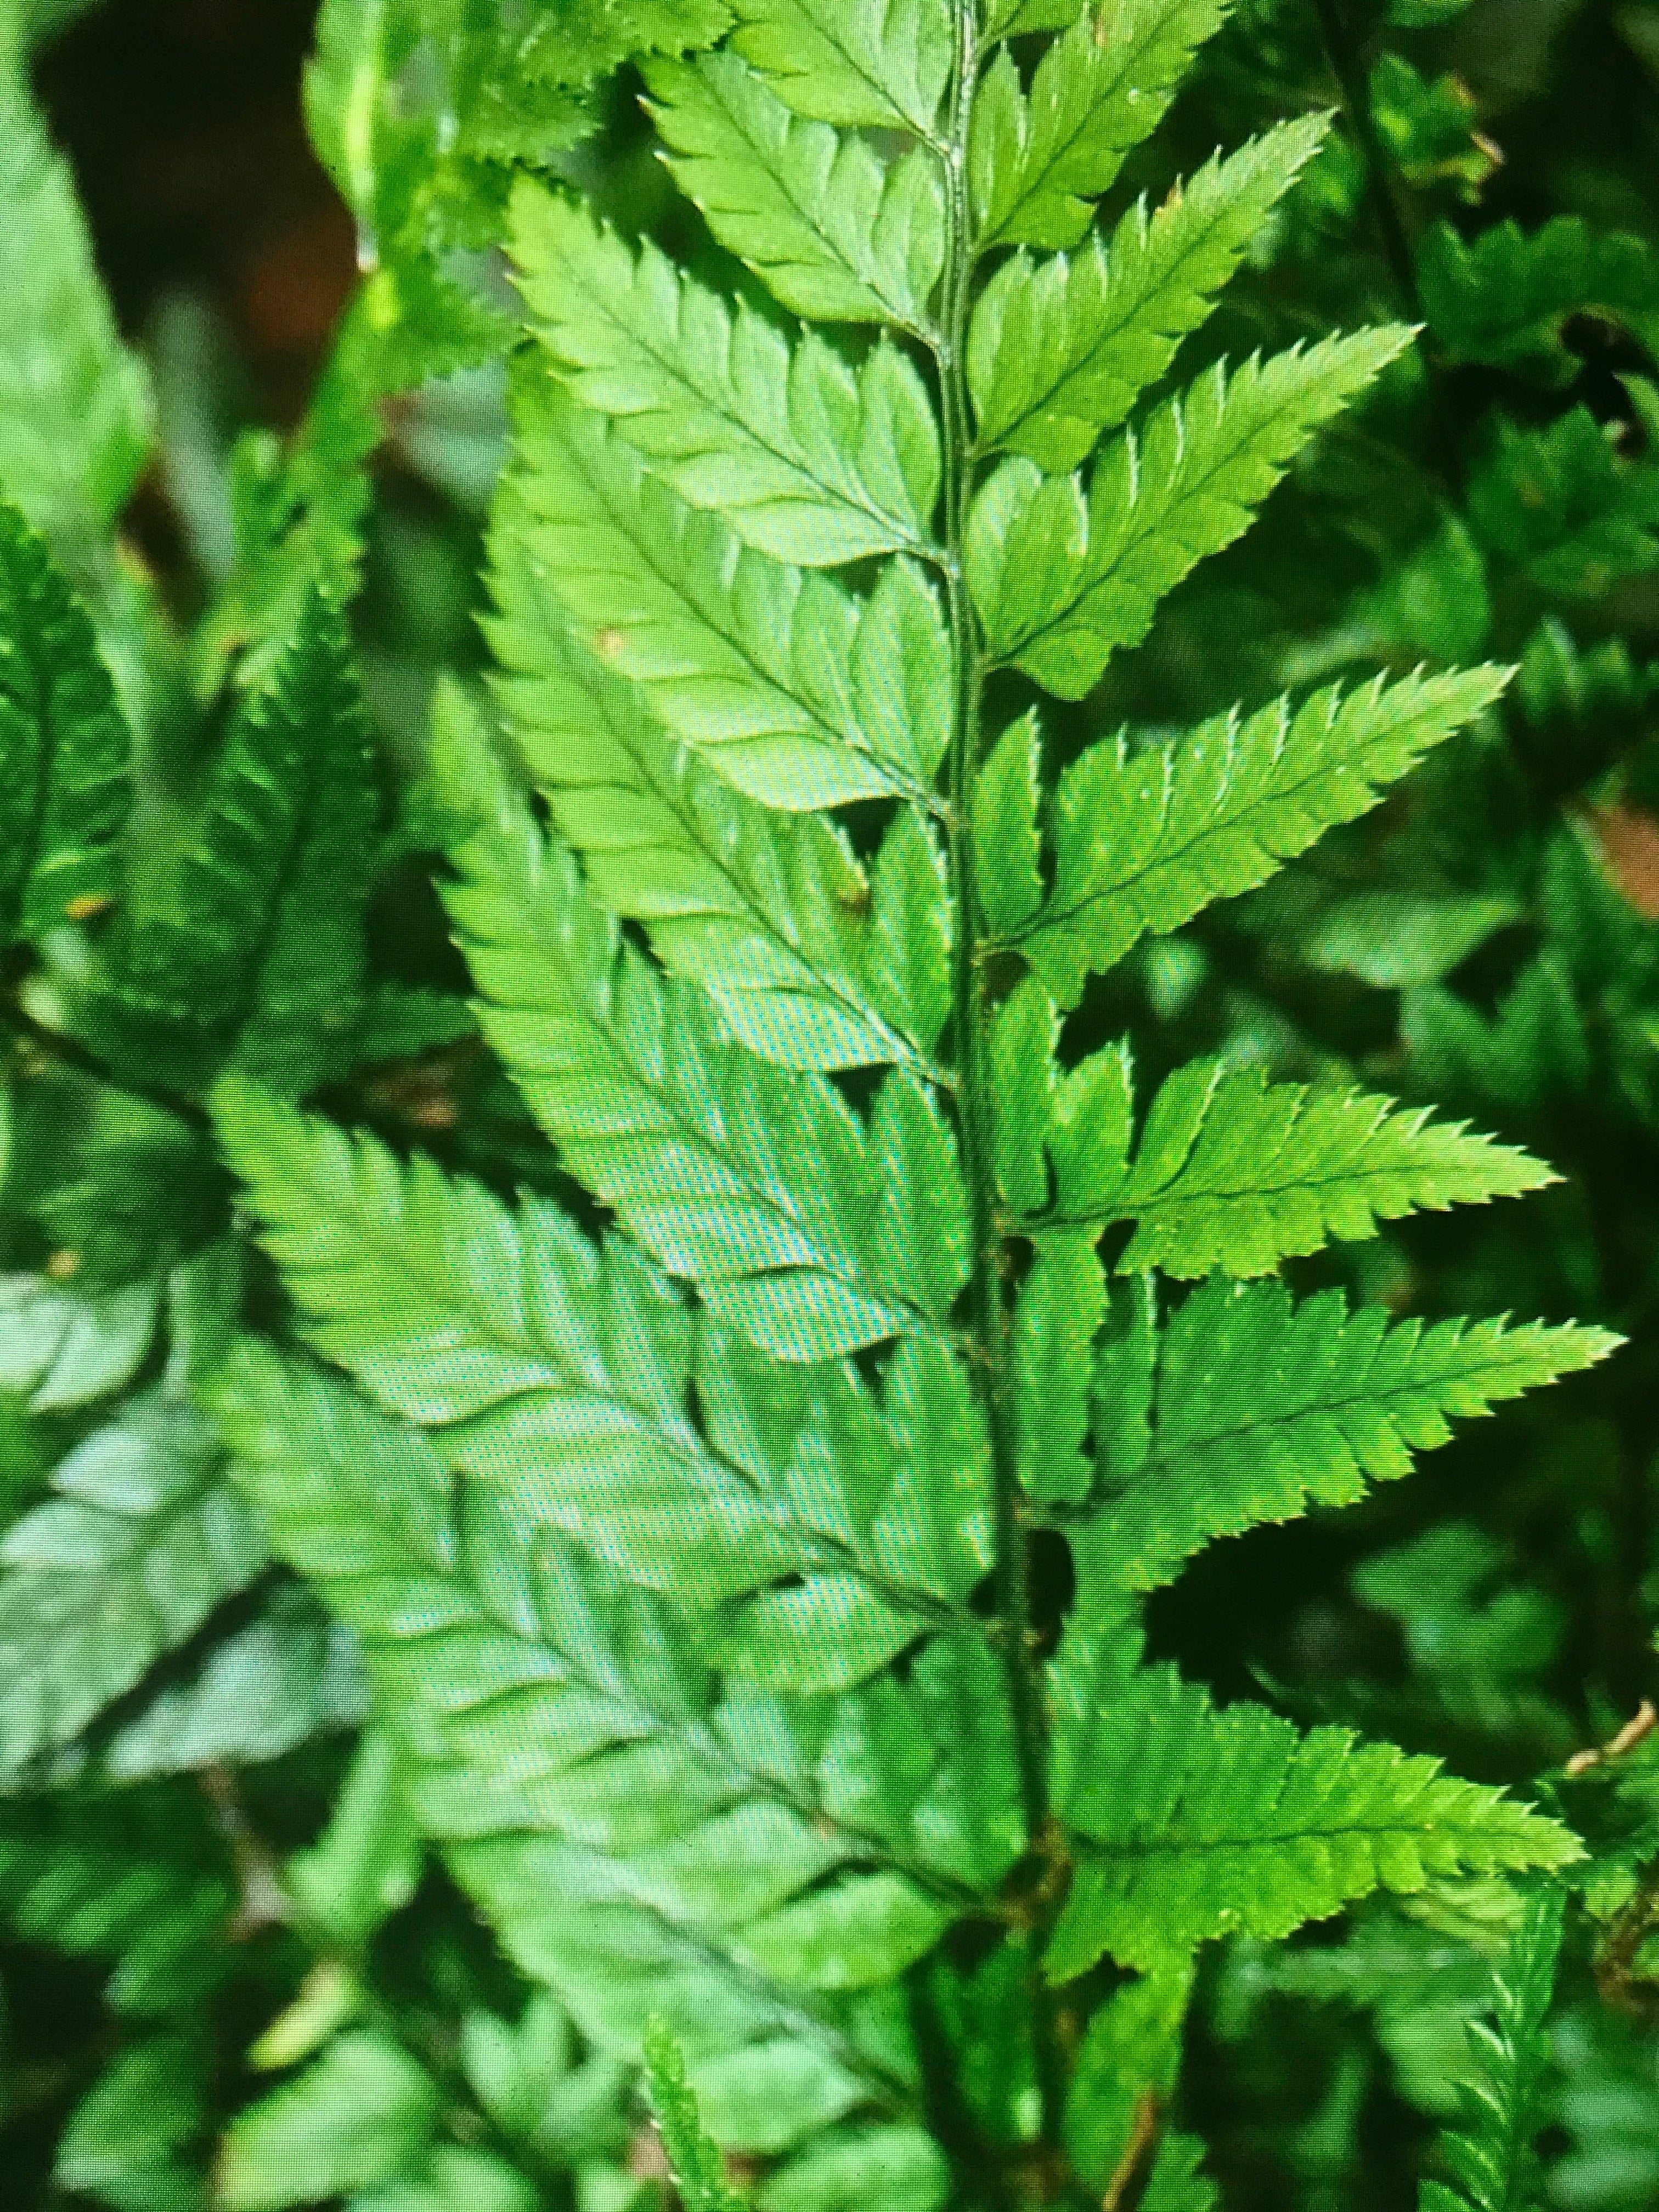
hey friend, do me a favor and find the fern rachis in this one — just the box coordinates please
[193,4,1613,2207]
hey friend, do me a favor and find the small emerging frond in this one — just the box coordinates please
[88,589,380,1096]
[1421,1887,1565,2212]
[0,502,131,946]
[645,2021,753,2212]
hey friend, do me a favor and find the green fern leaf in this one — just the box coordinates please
[1038,1055,1555,1274]
[54,2034,208,2212]
[517,0,735,88]
[496,375,950,810]
[1092,1278,1620,1591]
[1047,1667,1581,1979]
[969,116,1330,471]
[1421,1886,1564,2212]
[0,65,151,556]
[0,1394,266,1776]
[725,0,952,135]
[1016,1240,1107,1508]
[969,330,1414,699]
[970,0,1229,251]
[89,589,380,1094]
[214,1348,1015,2115]
[211,1085,991,1661]
[480,492,950,1069]
[436,755,964,1356]
[1015,665,1512,1006]
[647,51,945,331]
[511,183,940,566]
[0,502,131,945]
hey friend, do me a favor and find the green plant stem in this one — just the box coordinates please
[1311,0,1420,315]
[933,5,1067,2192]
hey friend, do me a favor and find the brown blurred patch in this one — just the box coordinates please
[1589,800,1659,919]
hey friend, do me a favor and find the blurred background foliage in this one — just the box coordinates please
[4,0,1659,2205]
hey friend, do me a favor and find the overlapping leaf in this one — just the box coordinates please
[482,484,951,1068]
[648,50,945,330]
[0,1394,266,1775]
[725,0,952,135]
[212,1083,990,1677]
[215,1346,1018,2145]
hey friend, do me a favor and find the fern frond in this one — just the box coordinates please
[495,376,951,810]
[1420,1886,1565,2212]
[725,0,952,135]
[972,0,1230,251]
[1014,665,1511,1006]
[1047,1667,1581,1980]
[481,502,950,1070]
[0,65,151,555]
[1092,1279,1620,1590]
[215,1347,1016,2135]
[0,501,130,946]
[212,1084,991,1671]
[0,1394,266,1776]
[1038,1056,1554,1275]
[434,767,964,1357]
[89,589,380,1094]
[511,183,940,566]
[969,115,1331,472]
[969,331,1414,699]
[647,51,945,332]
